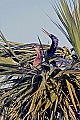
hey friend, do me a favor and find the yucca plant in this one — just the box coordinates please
[50,0,80,58]
[0,31,80,120]
[0,0,80,120]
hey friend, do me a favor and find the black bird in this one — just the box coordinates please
[42,28,58,67]
[42,28,58,58]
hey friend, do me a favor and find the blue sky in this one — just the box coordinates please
[0,0,72,47]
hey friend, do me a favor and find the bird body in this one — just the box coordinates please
[33,44,43,67]
[46,43,56,58]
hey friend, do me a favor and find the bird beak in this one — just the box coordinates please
[41,28,50,36]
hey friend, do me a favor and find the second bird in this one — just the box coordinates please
[32,44,43,67]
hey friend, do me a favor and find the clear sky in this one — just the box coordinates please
[0,0,72,48]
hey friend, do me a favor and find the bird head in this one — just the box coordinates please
[42,28,57,40]
[42,28,58,48]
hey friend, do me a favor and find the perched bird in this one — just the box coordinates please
[42,28,59,67]
[32,44,43,67]
[42,28,58,58]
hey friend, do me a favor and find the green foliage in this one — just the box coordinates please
[50,0,80,58]
[0,1,80,119]
[0,32,80,120]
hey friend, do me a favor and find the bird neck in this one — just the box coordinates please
[52,38,58,48]
[50,43,55,50]
[36,49,42,58]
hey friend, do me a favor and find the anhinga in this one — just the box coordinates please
[32,44,43,67]
[42,28,58,67]
[42,28,58,58]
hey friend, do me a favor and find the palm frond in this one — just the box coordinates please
[0,10,80,120]
[50,0,80,58]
